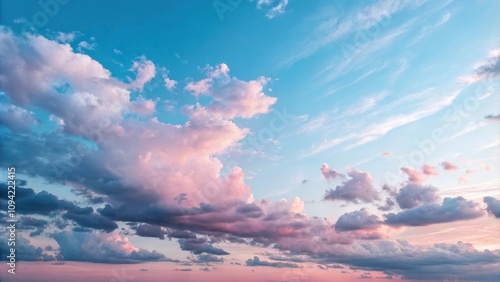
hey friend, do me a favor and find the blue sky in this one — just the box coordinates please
[1,0,500,281]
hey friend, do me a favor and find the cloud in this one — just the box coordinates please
[484,114,500,121]
[0,104,40,132]
[236,203,264,218]
[17,216,49,237]
[0,235,54,261]
[461,49,500,83]
[334,208,382,231]
[62,210,118,232]
[1,28,499,281]
[129,56,156,91]
[320,163,344,180]
[324,169,379,203]
[385,196,483,226]
[77,40,96,52]
[256,0,289,19]
[190,254,225,264]
[484,196,500,218]
[277,0,419,68]
[246,256,299,268]
[401,165,438,184]
[178,237,230,256]
[395,183,440,209]
[52,231,172,263]
[55,32,76,43]
[185,70,277,119]
[421,164,438,176]
[441,161,458,170]
[135,224,167,239]
[0,183,78,215]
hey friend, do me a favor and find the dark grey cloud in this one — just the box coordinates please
[395,183,440,209]
[18,216,48,237]
[0,183,77,215]
[62,211,118,232]
[335,209,382,231]
[485,114,500,121]
[190,254,225,264]
[178,237,230,256]
[135,224,167,239]
[245,256,299,268]
[324,169,379,203]
[484,196,500,218]
[236,203,264,218]
[476,54,500,77]
[385,196,483,226]
[0,235,54,261]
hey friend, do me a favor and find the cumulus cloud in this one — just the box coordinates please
[246,256,299,268]
[324,169,379,203]
[334,208,382,231]
[320,163,343,180]
[1,28,499,281]
[385,196,483,226]
[484,196,500,218]
[395,183,440,209]
[52,231,172,263]
[0,104,40,132]
[401,164,437,184]
[129,56,156,91]
[0,235,54,261]
[178,237,230,256]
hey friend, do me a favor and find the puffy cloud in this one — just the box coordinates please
[320,163,343,180]
[0,235,54,261]
[395,183,440,209]
[324,169,379,203]
[334,208,382,231]
[52,231,172,263]
[129,96,157,117]
[441,161,458,170]
[184,64,276,119]
[246,256,299,268]
[0,104,40,132]
[385,197,483,226]
[484,196,500,218]
[128,56,156,91]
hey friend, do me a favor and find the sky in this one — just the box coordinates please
[0,0,499,281]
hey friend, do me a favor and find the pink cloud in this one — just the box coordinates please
[441,161,459,170]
